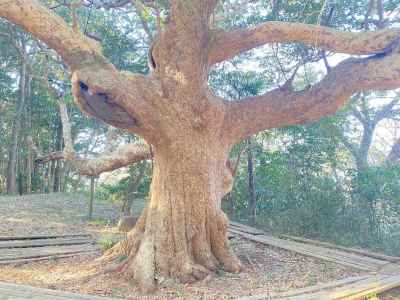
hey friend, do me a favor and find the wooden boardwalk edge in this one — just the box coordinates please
[0,234,99,265]
[231,222,400,300]
[280,234,400,263]
[228,227,381,271]
[0,234,91,241]
[0,282,118,300]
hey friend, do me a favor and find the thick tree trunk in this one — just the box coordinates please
[103,142,241,292]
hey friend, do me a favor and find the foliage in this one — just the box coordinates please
[97,234,120,252]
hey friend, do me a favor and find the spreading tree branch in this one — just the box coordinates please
[29,103,151,177]
[373,96,400,123]
[208,21,400,65]
[223,51,400,143]
[0,0,106,70]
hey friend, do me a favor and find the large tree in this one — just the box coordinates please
[1,0,400,292]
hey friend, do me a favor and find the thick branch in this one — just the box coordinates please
[209,21,400,65]
[30,103,151,177]
[224,52,400,143]
[0,0,106,70]
[373,96,400,122]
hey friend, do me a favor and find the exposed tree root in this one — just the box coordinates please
[95,205,241,293]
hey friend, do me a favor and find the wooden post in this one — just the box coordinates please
[88,176,95,220]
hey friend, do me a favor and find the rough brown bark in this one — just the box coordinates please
[102,140,241,293]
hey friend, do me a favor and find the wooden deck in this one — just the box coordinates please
[1,223,399,299]
[229,221,398,272]
[0,282,115,300]
[0,234,99,265]
[230,222,400,300]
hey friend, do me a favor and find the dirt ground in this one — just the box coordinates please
[0,193,398,299]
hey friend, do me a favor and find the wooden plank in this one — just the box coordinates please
[229,221,265,235]
[269,275,387,300]
[231,227,385,268]
[280,274,400,300]
[229,227,387,269]
[228,228,380,271]
[0,244,99,261]
[0,251,99,265]
[0,282,118,300]
[0,234,91,241]
[237,275,372,300]
[280,234,400,263]
[342,274,400,300]
[228,228,373,270]
[0,237,94,249]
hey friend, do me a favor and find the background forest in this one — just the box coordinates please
[1,0,400,256]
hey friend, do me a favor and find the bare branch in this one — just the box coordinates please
[29,103,151,177]
[374,96,400,123]
[208,21,400,65]
[223,52,400,143]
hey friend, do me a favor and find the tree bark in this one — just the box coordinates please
[103,139,240,293]
[246,139,256,224]
[88,176,95,220]
[122,166,146,216]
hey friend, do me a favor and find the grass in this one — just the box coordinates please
[97,234,121,251]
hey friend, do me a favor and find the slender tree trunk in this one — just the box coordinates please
[73,173,81,193]
[246,139,256,224]
[48,160,55,193]
[59,161,67,192]
[88,176,95,220]
[25,75,32,194]
[26,143,32,193]
[6,61,26,195]
[53,121,63,192]
[122,167,146,216]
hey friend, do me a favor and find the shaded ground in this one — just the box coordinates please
[0,193,396,299]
